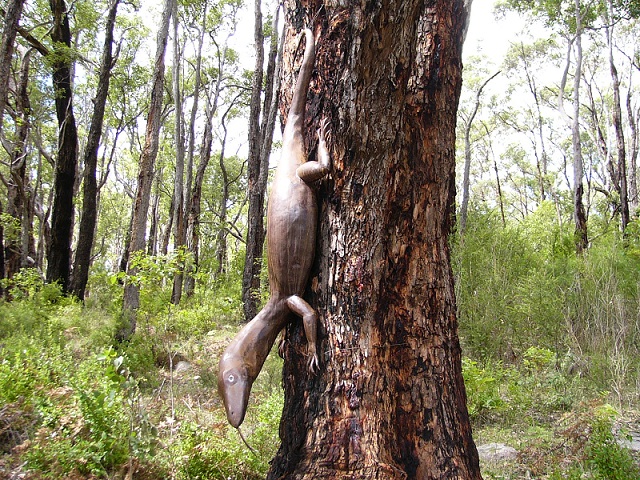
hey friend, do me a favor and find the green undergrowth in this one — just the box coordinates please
[0,268,279,479]
[1,211,640,478]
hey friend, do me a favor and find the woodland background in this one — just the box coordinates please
[1,0,640,478]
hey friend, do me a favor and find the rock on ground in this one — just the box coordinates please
[477,443,518,462]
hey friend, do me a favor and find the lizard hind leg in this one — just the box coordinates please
[284,295,319,374]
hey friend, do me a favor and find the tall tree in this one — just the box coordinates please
[45,0,79,291]
[70,0,121,300]
[571,0,588,251]
[269,0,479,477]
[503,0,590,252]
[0,0,26,133]
[120,0,173,339]
[242,1,281,321]
[459,70,500,234]
[170,0,186,305]
[3,48,32,285]
[604,0,630,231]
[183,1,241,295]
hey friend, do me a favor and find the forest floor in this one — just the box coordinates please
[0,289,639,479]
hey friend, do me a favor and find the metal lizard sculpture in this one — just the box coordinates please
[218,27,331,428]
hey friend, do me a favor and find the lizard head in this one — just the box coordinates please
[218,356,252,428]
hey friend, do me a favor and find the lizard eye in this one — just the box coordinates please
[227,374,236,383]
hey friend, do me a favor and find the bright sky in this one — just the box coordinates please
[464,0,528,60]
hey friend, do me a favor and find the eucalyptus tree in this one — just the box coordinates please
[180,0,244,296]
[269,0,480,477]
[2,48,32,287]
[501,0,593,251]
[0,0,26,133]
[70,0,121,300]
[121,0,174,340]
[44,0,79,291]
[242,0,283,321]
[458,66,500,234]
[170,0,186,304]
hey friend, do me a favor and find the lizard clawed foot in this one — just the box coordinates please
[318,117,331,144]
[307,351,319,375]
[278,335,286,359]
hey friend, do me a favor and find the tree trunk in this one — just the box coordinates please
[70,0,120,300]
[171,2,186,305]
[269,1,479,478]
[214,122,229,276]
[180,0,207,295]
[627,90,639,214]
[120,0,173,340]
[242,0,282,321]
[184,92,214,296]
[459,71,499,235]
[605,0,629,231]
[572,0,587,252]
[0,0,25,133]
[241,0,267,321]
[558,10,587,253]
[0,200,5,297]
[45,0,79,292]
[4,48,31,285]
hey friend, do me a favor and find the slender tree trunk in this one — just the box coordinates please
[627,90,639,214]
[70,0,120,300]
[171,3,186,305]
[572,0,587,252]
[241,2,282,319]
[605,0,629,231]
[0,0,25,133]
[120,0,173,340]
[147,177,161,256]
[269,1,479,478]
[241,0,267,321]
[520,46,549,202]
[181,8,207,295]
[34,145,48,271]
[494,153,506,227]
[214,107,234,276]
[558,13,587,253]
[119,209,133,273]
[45,0,79,292]
[183,0,208,240]
[4,49,31,284]
[0,200,4,298]
[184,94,214,296]
[460,71,499,234]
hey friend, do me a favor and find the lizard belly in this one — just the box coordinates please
[267,181,317,295]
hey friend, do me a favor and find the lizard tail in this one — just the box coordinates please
[288,28,315,121]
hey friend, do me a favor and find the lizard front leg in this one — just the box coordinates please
[285,295,319,373]
[296,118,332,183]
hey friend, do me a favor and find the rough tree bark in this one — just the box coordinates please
[0,200,4,297]
[4,48,31,285]
[0,0,26,133]
[45,0,79,292]
[269,1,480,478]
[70,0,120,300]
[181,0,207,295]
[170,1,186,305]
[184,93,214,296]
[605,0,629,231]
[120,0,173,339]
